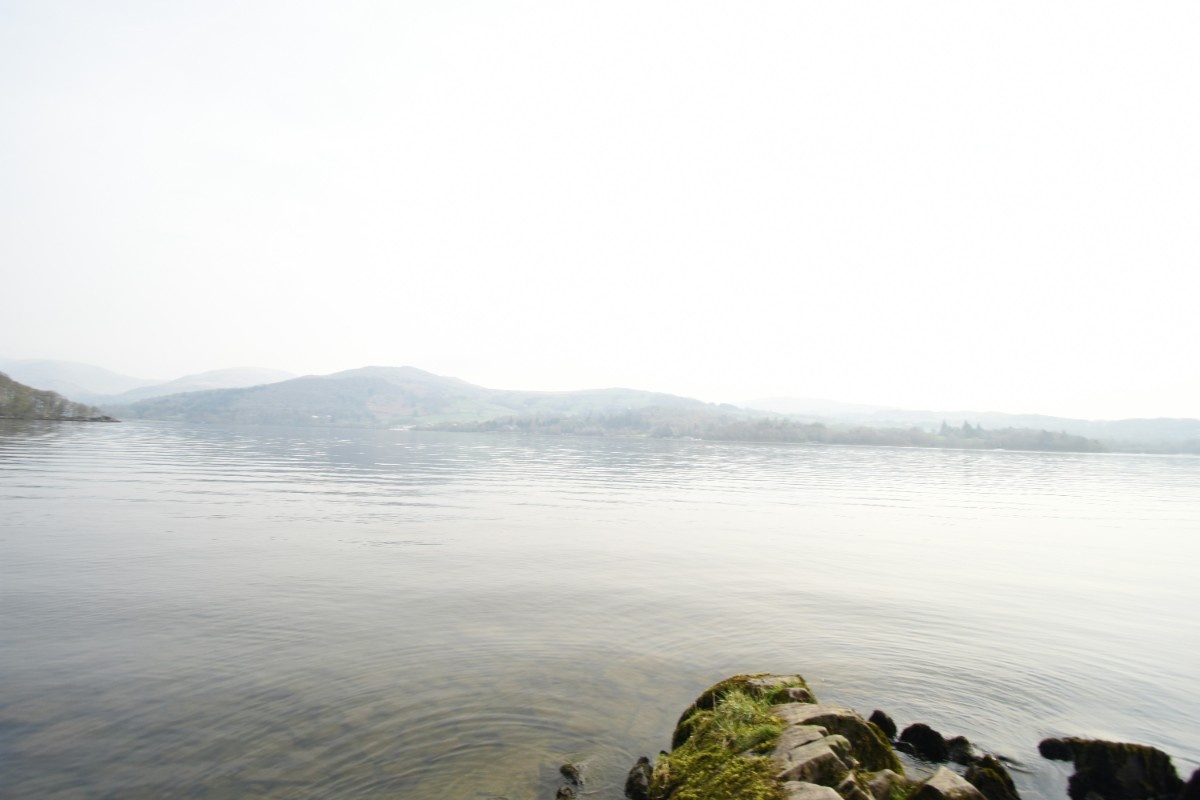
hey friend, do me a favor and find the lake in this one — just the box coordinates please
[1,421,1197,799]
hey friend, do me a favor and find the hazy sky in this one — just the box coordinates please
[3,2,1197,419]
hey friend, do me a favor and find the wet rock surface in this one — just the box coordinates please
[1182,769,1200,800]
[911,767,987,800]
[901,723,951,763]
[869,710,898,741]
[625,674,1192,800]
[624,756,651,800]
[1038,738,1185,800]
[554,761,582,799]
[965,755,1021,800]
[631,675,987,800]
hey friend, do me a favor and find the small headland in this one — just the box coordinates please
[0,372,118,421]
[620,674,1198,800]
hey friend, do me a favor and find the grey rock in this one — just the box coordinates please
[838,774,875,800]
[868,769,907,800]
[783,781,846,800]
[783,686,817,703]
[777,704,903,773]
[910,767,987,800]
[774,733,854,785]
[746,675,811,695]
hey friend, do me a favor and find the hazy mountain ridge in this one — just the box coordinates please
[103,365,1142,453]
[0,372,116,422]
[109,366,714,428]
[105,367,296,403]
[11,359,1195,452]
[0,359,294,403]
[0,359,160,399]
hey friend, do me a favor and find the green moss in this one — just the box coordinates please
[652,686,790,800]
[672,674,812,749]
[835,717,903,774]
[890,778,919,800]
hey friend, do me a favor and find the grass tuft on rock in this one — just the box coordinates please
[652,687,788,800]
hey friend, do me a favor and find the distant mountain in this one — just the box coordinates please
[745,397,1200,453]
[0,359,295,404]
[104,367,295,403]
[109,366,712,427]
[0,359,159,400]
[0,372,116,422]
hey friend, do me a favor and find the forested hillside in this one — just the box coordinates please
[0,373,116,421]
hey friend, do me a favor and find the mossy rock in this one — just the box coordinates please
[654,678,801,800]
[672,675,813,749]
[775,703,904,775]
[653,675,906,800]
[964,755,1020,800]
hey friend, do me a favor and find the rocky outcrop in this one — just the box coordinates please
[626,674,1195,800]
[1038,738,1186,800]
[636,675,995,800]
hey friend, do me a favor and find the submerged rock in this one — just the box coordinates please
[559,763,582,785]
[1037,738,1184,800]
[947,736,977,765]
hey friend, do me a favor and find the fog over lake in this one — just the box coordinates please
[2,421,1197,799]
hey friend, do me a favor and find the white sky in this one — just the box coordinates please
[2,1,1197,420]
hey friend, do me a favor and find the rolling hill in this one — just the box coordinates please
[108,366,714,428]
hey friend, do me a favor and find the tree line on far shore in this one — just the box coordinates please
[422,408,1108,453]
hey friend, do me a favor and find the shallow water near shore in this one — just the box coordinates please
[1,421,1197,799]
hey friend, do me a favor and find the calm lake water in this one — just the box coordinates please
[1,421,1197,799]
